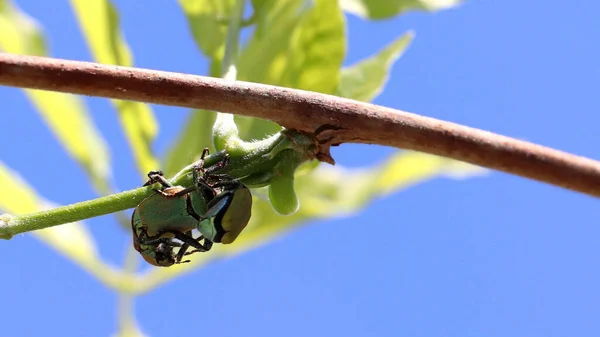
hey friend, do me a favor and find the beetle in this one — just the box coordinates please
[131,172,214,267]
[195,178,253,245]
[181,148,253,245]
[132,148,253,266]
[131,149,225,266]
[131,211,205,267]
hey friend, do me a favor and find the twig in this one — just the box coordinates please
[1,53,600,197]
[0,185,156,239]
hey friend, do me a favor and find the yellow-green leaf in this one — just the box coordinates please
[70,0,159,178]
[338,31,413,102]
[0,162,126,287]
[237,0,307,86]
[233,0,308,140]
[250,0,269,13]
[296,151,487,216]
[139,151,486,291]
[0,0,46,54]
[178,0,234,60]
[280,0,346,94]
[174,0,237,174]
[340,0,463,19]
[235,0,346,140]
[0,162,98,265]
[113,323,148,337]
[0,0,111,194]
[162,110,216,178]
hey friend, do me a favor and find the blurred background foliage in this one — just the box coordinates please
[0,0,482,335]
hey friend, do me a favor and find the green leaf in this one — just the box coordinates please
[0,0,111,194]
[250,0,269,12]
[237,0,306,85]
[138,151,486,291]
[280,0,346,94]
[114,323,148,337]
[162,110,216,178]
[236,0,346,140]
[171,0,237,176]
[239,0,345,93]
[340,0,463,19]
[0,0,46,54]
[178,0,234,60]
[0,162,126,288]
[288,151,486,217]
[338,31,413,102]
[70,0,159,178]
[234,0,308,140]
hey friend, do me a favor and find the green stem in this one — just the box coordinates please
[0,185,156,239]
[115,245,141,335]
[222,0,245,81]
[115,292,140,337]
[214,0,246,150]
[0,132,313,239]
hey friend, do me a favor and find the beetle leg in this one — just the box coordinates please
[183,241,213,257]
[203,174,234,186]
[138,235,182,247]
[168,230,213,252]
[137,228,182,247]
[196,178,216,194]
[191,161,210,191]
[193,152,225,181]
[143,170,163,186]
[190,147,212,177]
[210,179,242,190]
[174,232,213,263]
[203,154,230,176]
[144,170,173,188]
[175,242,191,263]
[189,147,211,175]
[200,147,210,160]
[174,230,204,263]
[199,237,213,251]
[182,236,214,256]
[168,185,199,198]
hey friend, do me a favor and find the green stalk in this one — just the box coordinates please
[0,185,156,239]
[213,0,246,150]
[222,0,245,81]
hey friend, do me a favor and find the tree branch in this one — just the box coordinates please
[1,52,599,197]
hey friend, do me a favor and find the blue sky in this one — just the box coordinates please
[1,1,600,336]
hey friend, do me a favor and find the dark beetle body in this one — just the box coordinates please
[131,175,213,267]
[131,148,253,266]
[197,183,252,244]
[131,210,180,267]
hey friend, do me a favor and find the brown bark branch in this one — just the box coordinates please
[1,52,599,198]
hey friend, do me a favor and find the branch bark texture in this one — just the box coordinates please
[1,53,599,197]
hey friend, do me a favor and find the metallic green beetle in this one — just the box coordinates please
[131,173,214,267]
[132,148,253,266]
[183,148,253,245]
[132,149,226,266]
[195,178,253,245]
[131,211,205,267]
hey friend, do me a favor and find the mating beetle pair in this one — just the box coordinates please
[131,149,252,267]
